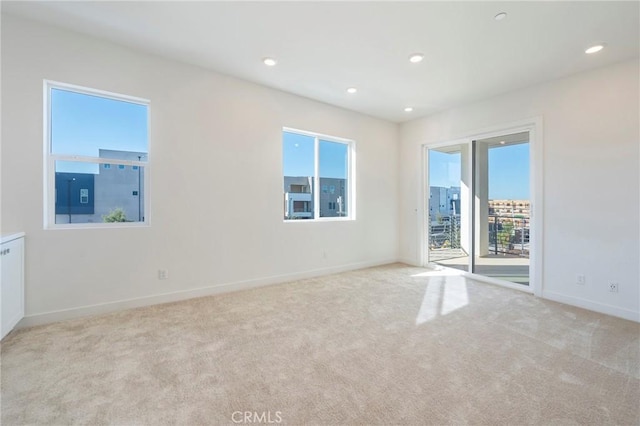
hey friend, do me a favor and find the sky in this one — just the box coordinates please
[51,88,148,173]
[429,143,529,200]
[282,131,347,179]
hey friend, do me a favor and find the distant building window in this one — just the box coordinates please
[132,191,139,196]
[45,81,149,227]
[132,166,139,170]
[282,128,354,221]
[293,201,310,213]
[290,184,308,193]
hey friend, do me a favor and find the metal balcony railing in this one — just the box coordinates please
[428,215,462,250]
[488,214,529,257]
[428,213,530,257]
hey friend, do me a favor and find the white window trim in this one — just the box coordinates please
[43,80,151,229]
[283,127,356,222]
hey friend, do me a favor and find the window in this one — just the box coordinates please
[290,184,309,194]
[45,81,149,227]
[293,201,311,213]
[282,128,354,220]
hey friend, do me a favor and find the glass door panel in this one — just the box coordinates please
[473,133,530,285]
[427,144,470,272]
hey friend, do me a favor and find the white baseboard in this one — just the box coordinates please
[17,258,398,329]
[397,257,420,266]
[542,290,640,323]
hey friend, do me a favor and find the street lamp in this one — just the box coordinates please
[67,177,76,223]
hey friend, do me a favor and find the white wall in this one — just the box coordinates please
[0,15,399,324]
[400,59,640,322]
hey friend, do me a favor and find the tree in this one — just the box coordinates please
[497,222,514,250]
[103,207,127,223]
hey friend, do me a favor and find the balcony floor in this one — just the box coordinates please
[429,250,529,285]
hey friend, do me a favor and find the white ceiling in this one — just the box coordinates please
[3,1,639,123]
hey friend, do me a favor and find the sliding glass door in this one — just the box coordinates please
[427,131,531,286]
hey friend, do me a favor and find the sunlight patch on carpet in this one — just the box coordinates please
[416,278,469,325]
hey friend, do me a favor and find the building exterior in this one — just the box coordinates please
[55,172,95,219]
[94,149,145,223]
[488,199,530,217]
[54,149,145,223]
[284,176,347,219]
[318,177,347,217]
[283,176,313,219]
[429,186,461,222]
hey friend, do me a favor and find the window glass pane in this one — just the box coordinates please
[80,189,89,204]
[283,131,315,220]
[50,88,148,157]
[319,140,348,218]
[54,160,145,224]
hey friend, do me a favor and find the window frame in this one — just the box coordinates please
[43,80,150,229]
[282,127,356,222]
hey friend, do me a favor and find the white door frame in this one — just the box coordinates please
[420,117,543,296]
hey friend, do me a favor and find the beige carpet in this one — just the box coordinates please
[1,263,639,425]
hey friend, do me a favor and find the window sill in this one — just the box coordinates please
[283,217,355,223]
[45,222,150,230]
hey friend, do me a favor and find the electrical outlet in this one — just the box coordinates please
[576,275,585,285]
[608,282,618,293]
[158,269,169,280]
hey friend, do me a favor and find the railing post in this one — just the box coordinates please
[494,215,498,255]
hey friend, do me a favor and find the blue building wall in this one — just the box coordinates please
[55,172,95,215]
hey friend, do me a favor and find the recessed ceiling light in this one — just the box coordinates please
[263,57,277,66]
[499,141,506,145]
[494,12,507,21]
[585,44,605,54]
[408,53,424,63]
[404,107,414,112]
[347,87,357,94]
